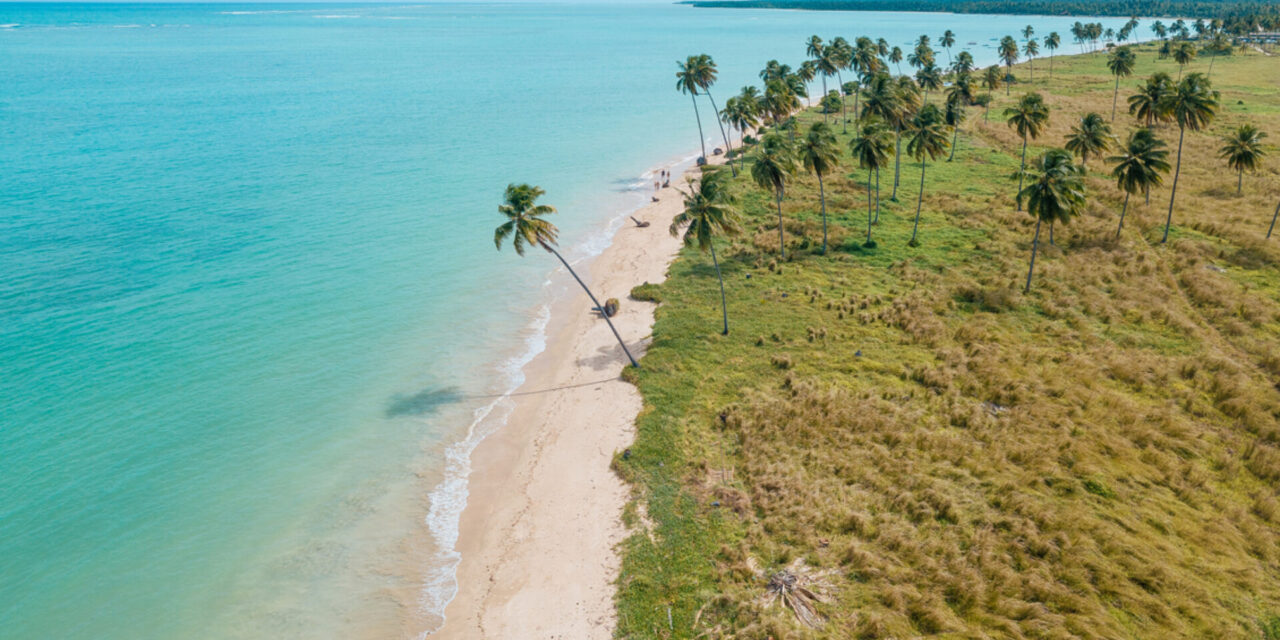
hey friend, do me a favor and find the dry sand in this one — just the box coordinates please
[432,155,728,638]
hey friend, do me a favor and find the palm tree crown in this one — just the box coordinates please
[495,183,558,255]
[1219,124,1268,194]
[751,132,797,257]
[798,122,841,253]
[1109,128,1171,237]
[1064,112,1114,168]
[1018,149,1086,291]
[671,169,739,334]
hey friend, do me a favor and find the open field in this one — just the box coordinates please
[615,41,1280,638]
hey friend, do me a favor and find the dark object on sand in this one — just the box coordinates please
[696,156,707,166]
[603,298,620,317]
[630,216,651,228]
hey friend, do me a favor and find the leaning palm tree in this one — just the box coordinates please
[980,66,1002,120]
[495,184,638,367]
[999,36,1019,95]
[1161,73,1219,243]
[906,104,951,246]
[722,94,760,150]
[676,56,709,162]
[1017,149,1086,292]
[941,30,956,66]
[1107,46,1137,120]
[1064,112,1113,169]
[1005,92,1051,211]
[1173,41,1196,79]
[1109,128,1171,237]
[671,169,739,334]
[1268,200,1280,239]
[799,122,841,254]
[915,63,943,102]
[889,46,904,76]
[1044,32,1061,78]
[944,91,967,161]
[692,54,737,175]
[751,132,797,258]
[850,118,894,243]
[1128,72,1173,128]
[890,76,922,201]
[1219,124,1268,195]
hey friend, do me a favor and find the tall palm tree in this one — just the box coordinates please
[1173,41,1196,79]
[1017,150,1086,292]
[670,169,739,334]
[1128,72,1173,128]
[1045,32,1061,78]
[722,93,760,150]
[890,46,904,76]
[892,76,922,200]
[830,37,854,132]
[915,63,943,102]
[906,104,952,246]
[951,50,975,76]
[1219,124,1268,195]
[999,36,1020,95]
[1005,92,1051,211]
[981,65,1002,120]
[944,90,967,161]
[941,29,956,66]
[850,118,894,243]
[1161,73,1219,243]
[1107,46,1137,120]
[1064,112,1113,169]
[860,73,904,201]
[676,56,709,162]
[1022,24,1035,42]
[1205,33,1231,79]
[974,93,994,124]
[690,54,737,175]
[799,122,841,254]
[1023,39,1039,83]
[495,184,638,367]
[1109,128,1171,238]
[751,132,797,258]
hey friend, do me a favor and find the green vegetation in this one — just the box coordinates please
[614,36,1280,639]
[682,0,1280,25]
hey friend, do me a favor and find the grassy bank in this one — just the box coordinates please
[615,42,1280,638]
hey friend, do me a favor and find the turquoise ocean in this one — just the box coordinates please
[0,4,1142,637]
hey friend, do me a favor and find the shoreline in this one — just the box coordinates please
[426,150,728,637]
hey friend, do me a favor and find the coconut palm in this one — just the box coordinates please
[799,122,841,254]
[892,76,922,200]
[1016,149,1086,292]
[1109,128,1171,237]
[999,36,1019,94]
[690,54,737,175]
[1045,32,1061,78]
[1022,24,1035,41]
[944,91,967,161]
[980,65,1002,119]
[1161,73,1219,243]
[1268,200,1280,239]
[1205,33,1231,79]
[495,184,638,367]
[907,43,934,72]
[906,104,951,246]
[1064,112,1113,169]
[670,169,739,334]
[796,61,818,104]
[889,46,904,76]
[1128,72,1173,128]
[974,93,994,124]
[1107,46,1137,120]
[751,132,797,258]
[941,30,956,65]
[1219,124,1267,195]
[915,63,943,102]
[720,96,758,161]
[1173,41,1196,79]
[850,118,894,243]
[764,79,801,126]
[1023,39,1039,82]
[1005,92,1051,210]
[951,50,975,76]
[676,56,710,161]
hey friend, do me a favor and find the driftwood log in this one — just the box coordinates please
[630,216,651,228]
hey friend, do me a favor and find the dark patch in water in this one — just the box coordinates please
[384,386,462,418]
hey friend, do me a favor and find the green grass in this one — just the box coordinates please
[616,41,1280,639]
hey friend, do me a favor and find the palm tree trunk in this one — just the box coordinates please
[853,85,861,126]
[1162,125,1185,244]
[821,77,829,123]
[818,173,829,254]
[1111,75,1120,120]
[710,242,729,335]
[949,126,958,161]
[910,158,928,245]
[1024,217,1043,292]
[983,102,989,123]
[1017,136,1028,211]
[866,169,874,243]
[545,244,639,368]
[1145,186,1151,206]
[776,190,786,259]
[1238,169,1243,195]
[705,91,736,176]
[1006,66,1012,95]
[1049,219,1055,245]
[892,125,902,200]
[1116,191,1130,239]
[1208,52,1216,78]
[874,166,882,223]
[1049,51,1054,78]
[1029,58,1034,83]
[691,92,708,161]
[1268,199,1280,239]
[836,70,848,133]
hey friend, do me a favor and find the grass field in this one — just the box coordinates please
[613,41,1280,639]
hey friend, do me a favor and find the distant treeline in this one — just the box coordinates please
[680,0,1279,21]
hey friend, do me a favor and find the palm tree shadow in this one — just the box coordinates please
[576,337,652,372]
[384,387,463,418]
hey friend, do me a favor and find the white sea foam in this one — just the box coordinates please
[0,24,19,29]
[314,14,361,19]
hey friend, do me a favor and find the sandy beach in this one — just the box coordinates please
[432,154,727,638]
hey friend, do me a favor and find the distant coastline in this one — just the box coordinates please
[678,0,1276,20]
